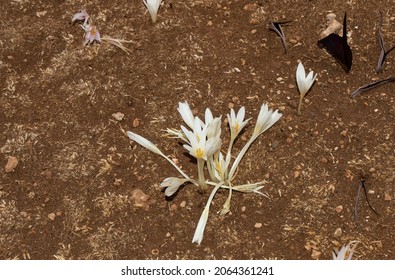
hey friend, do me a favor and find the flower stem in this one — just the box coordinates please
[297,97,303,115]
[197,158,207,191]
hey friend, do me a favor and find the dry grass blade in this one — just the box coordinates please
[102,37,134,54]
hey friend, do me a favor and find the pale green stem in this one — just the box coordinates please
[197,158,207,191]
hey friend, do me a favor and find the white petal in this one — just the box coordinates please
[178,102,195,129]
[192,207,209,244]
[296,62,307,95]
[127,131,162,155]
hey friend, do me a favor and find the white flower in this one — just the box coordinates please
[160,177,189,196]
[333,243,357,260]
[181,118,220,161]
[214,152,229,181]
[127,131,162,155]
[81,24,101,45]
[296,62,317,114]
[229,104,282,180]
[72,10,89,26]
[227,107,250,139]
[253,104,282,137]
[143,0,162,23]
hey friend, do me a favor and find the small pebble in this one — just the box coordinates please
[335,205,343,213]
[320,157,328,164]
[166,232,171,237]
[368,190,375,195]
[180,201,186,208]
[311,249,321,260]
[5,156,18,173]
[254,222,262,229]
[112,112,124,121]
[334,228,342,237]
[170,204,178,211]
[276,77,283,82]
[384,193,392,201]
[241,206,246,212]
[294,170,301,178]
[132,118,140,127]
[369,167,376,173]
[47,213,56,221]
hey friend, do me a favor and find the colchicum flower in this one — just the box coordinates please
[143,0,162,23]
[296,62,317,115]
[228,104,282,180]
[81,24,101,45]
[127,101,282,245]
[332,242,357,260]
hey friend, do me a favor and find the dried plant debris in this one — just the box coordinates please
[354,179,379,225]
[376,12,395,73]
[319,13,342,39]
[318,13,352,73]
[71,10,133,54]
[350,77,395,97]
[269,20,291,54]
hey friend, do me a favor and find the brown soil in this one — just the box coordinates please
[1,0,394,260]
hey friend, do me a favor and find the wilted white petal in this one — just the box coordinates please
[192,184,222,244]
[127,131,162,155]
[192,207,209,244]
[160,177,189,196]
[143,0,162,23]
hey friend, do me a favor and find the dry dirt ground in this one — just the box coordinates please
[0,0,394,260]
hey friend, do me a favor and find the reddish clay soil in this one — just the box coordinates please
[0,0,394,259]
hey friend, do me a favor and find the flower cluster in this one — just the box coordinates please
[127,102,282,244]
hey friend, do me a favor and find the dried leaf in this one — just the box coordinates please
[269,20,291,54]
[376,12,395,73]
[350,77,395,97]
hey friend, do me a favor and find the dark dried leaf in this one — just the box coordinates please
[318,13,352,73]
[269,20,291,54]
[350,77,395,97]
[376,12,395,73]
